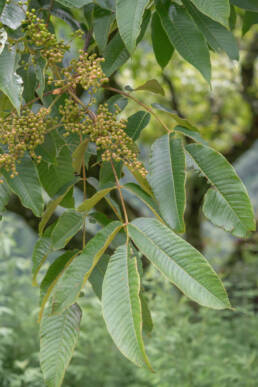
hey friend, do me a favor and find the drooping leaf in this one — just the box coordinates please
[89,254,110,299]
[18,65,37,103]
[135,79,165,96]
[102,31,130,76]
[151,11,174,68]
[40,303,82,387]
[140,292,153,334]
[77,187,115,213]
[93,6,115,52]
[128,218,231,309]
[183,0,239,60]
[0,46,23,112]
[148,134,186,233]
[152,103,199,132]
[52,221,122,314]
[72,139,88,173]
[56,0,92,7]
[32,237,52,285]
[99,161,122,188]
[174,126,208,145]
[203,188,254,238]
[186,143,256,237]
[116,0,149,53]
[155,0,211,82]
[127,167,153,197]
[0,180,10,214]
[51,210,84,251]
[122,183,163,222]
[102,244,152,369]
[189,0,230,27]
[230,0,258,12]
[0,0,27,30]
[125,111,151,141]
[3,156,44,217]
[242,11,258,35]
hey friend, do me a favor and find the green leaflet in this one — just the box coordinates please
[122,183,163,222]
[51,210,84,250]
[93,6,115,52]
[0,46,23,112]
[56,0,92,7]
[242,11,258,35]
[0,180,10,214]
[148,134,186,233]
[125,111,151,141]
[72,139,89,173]
[128,218,231,310]
[116,0,149,53]
[189,0,230,27]
[40,303,82,387]
[127,167,153,197]
[77,187,115,213]
[151,11,174,68]
[183,0,239,60]
[155,0,211,82]
[230,0,258,12]
[52,221,122,314]
[102,244,152,369]
[3,156,44,217]
[135,79,165,96]
[89,254,110,299]
[174,126,207,145]
[32,237,52,285]
[186,143,255,237]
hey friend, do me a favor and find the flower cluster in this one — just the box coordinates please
[0,108,52,177]
[24,10,68,65]
[60,100,147,177]
[52,51,108,92]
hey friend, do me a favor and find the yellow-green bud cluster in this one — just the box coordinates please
[60,100,147,177]
[0,107,51,177]
[24,10,68,65]
[54,51,108,92]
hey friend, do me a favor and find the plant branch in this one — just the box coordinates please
[111,160,128,228]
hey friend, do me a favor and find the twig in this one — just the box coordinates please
[103,86,171,133]
[68,89,97,122]
[111,160,129,232]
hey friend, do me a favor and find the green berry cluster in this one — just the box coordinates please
[24,10,68,65]
[53,51,108,92]
[60,100,147,177]
[0,107,52,177]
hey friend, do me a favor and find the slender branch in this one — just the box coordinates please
[46,0,55,26]
[111,160,128,227]
[103,86,171,133]
[68,89,97,122]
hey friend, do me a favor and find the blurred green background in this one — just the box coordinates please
[1,13,258,387]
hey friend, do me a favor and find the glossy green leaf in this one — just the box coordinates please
[19,65,37,103]
[72,139,88,173]
[102,31,130,76]
[230,0,258,12]
[116,0,149,53]
[189,0,230,26]
[51,210,83,251]
[0,0,27,30]
[52,221,122,314]
[183,0,239,60]
[93,6,114,52]
[0,46,23,112]
[174,126,208,145]
[3,156,44,217]
[152,103,199,132]
[122,183,162,222]
[186,143,256,237]
[135,79,165,96]
[149,135,186,233]
[242,11,258,35]
[128,218,231,309]
[155,0,211,82]
[77,187,115,213]
[151,11,174,68]
[56,0,92,7]
[32,237,52,285]
[89,254,110,299]
[102,244,152,369]
[40,303,82,387]
[125,111,150,141]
